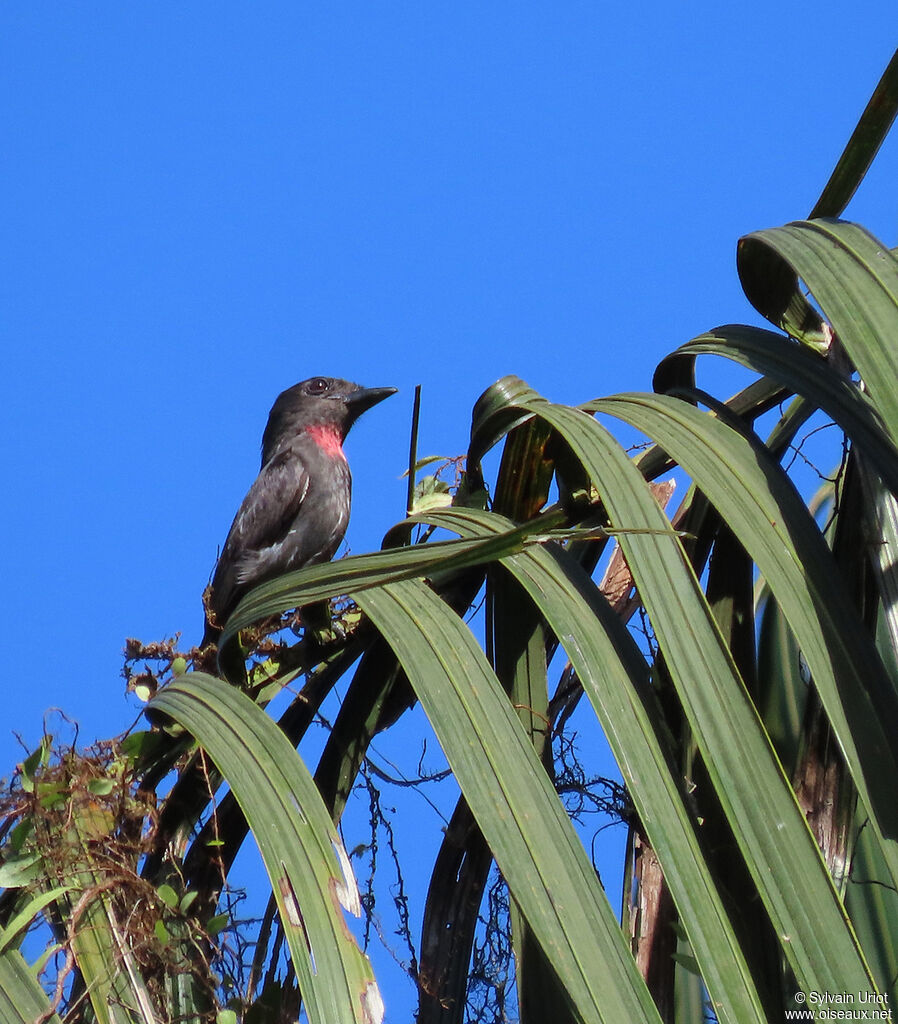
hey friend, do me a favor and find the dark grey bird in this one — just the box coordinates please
[202,376,396,647]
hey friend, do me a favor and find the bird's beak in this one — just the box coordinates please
[346,385,398,420]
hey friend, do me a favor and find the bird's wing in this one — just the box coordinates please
[209,449,310,618]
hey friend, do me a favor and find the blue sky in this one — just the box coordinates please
[2,4,897,1016]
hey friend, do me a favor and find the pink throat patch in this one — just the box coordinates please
[307,423,346,459]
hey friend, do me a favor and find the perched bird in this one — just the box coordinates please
[202,376,396,647]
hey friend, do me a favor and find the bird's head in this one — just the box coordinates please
[261,376,397,464]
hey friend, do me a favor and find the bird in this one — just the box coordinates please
[202,376,396,648]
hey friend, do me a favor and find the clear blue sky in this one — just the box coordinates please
[2,4,897,1017]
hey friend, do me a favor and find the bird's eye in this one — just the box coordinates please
[307,377,329,394]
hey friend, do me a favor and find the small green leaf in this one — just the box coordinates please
[154,919,170,946]
[36,781,66,804]
[179,891,198,914]
[20,750,41,782]
[400,454,453,477]
[157,884,179,909]
[133,683,153,703]
[0,854,42,889]
[412,490,453,513]
[206,913,229,936]
[86,778,115,796]
[7,818,33,855]
[339,608,363,631]
[172,656,187,676]
[21,736,52,778]
[119,730,167,764]
[414,475,450,496]
[217,1011,238,1024]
